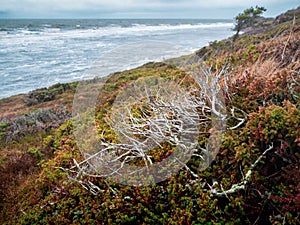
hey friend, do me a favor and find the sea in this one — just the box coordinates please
[0,19,234,99]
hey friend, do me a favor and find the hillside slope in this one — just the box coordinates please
[1,8,300,225]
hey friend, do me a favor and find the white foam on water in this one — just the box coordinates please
[0,20,234,98]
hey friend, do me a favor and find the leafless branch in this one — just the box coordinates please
[210,143,274,197]
[68,62,247,187]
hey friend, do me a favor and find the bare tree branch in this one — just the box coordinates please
[68,62,247,187]
[210,143,274,197]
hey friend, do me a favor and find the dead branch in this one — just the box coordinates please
[210,143,274,197]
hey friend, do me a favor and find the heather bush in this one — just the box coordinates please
[1,10,300,225]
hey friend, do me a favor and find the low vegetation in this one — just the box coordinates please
[0,7,299,224]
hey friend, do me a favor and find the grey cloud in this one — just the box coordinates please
[0,0,299,18]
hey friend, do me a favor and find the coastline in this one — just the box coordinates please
[1,7,300,224]
[0,18,234,99]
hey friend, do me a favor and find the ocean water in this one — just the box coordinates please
[0,19,234,99]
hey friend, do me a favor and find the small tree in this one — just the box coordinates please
[233,5,267,40]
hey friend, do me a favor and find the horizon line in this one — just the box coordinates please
[0,17,234,20]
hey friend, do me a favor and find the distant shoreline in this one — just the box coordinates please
[0,18,234,99]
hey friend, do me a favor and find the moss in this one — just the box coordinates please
[0,121,9,130]
[27,147,44,158]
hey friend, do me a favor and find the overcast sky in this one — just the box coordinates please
[0,0,299,19]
